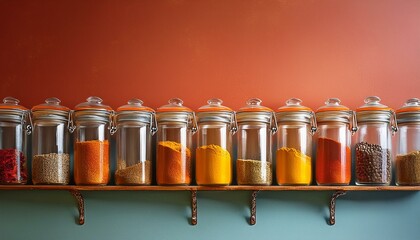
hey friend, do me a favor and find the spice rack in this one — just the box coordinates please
[0,185,419,225]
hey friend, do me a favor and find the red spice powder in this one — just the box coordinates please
[316,138,351,185]
[0,149,27,184]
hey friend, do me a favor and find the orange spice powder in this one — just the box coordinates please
[74,140,109,185]
[156,141,191,185]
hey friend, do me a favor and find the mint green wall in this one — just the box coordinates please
[1,190,419,240]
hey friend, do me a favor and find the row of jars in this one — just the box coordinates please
[0,96,419,186]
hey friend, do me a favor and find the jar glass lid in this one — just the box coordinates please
[276,98,315,127]
[0,97,27,111]
[75,96,113,111]
[277,98,312,112]
[238,98,273,113]
[396,98,420,123]
[32,97,70,112]
[157,98,193,113]
[396,98,420,113]
[356,96,392,112]
[315,98,353,124]
[197,98,235,124]
[197,98,232,112]
[316,98,349,112]
[117,98,154,112]
[236,98,275,126]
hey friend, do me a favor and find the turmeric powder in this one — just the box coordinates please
[157,141,191,185]
[276,147,311,185]
[74,140,109,185]
[196,144,231,185]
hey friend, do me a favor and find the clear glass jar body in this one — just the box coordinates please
[74,121,110,185]
[276,122,312,185]
[396,123,420,185]
[196,122,232,185]
[0,121,28,184]
[156,121,192,185]
[315,122,351,185]
[116,121,152,185]
[355,122,392,185]
[32,119,70,184]
[237,122,272,185]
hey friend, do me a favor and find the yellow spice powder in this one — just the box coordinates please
[196,144,231,185]
[276,147,312,185]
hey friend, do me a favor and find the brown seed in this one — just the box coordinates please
[355,142,391,184]
[32,153,70,185]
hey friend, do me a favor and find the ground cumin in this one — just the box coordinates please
[115,160,152,185]
[276,147,311,185]
[396,151,420,185]
[157,141,191,185]
[196,144,231,185]
[316,137,351,185]
[237,159,272,185]
[74,140,109,185]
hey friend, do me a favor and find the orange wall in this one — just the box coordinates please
[1,0,419,111]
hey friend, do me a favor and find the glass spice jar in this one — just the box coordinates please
[396,98,420,185]
[0,97,31,184]
[315,98,357,185]
[156,98,197,185]
[275,98,317,185]
[355,96,397,185]
[196,98,237,186]
[236,98,277,185]
[31,97,72,185]
[73,96,115,185]
[115,99,157,185]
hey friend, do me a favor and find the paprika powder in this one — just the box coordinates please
[157,141,191,185]
[74,140,110,185]
[316,138,351,185]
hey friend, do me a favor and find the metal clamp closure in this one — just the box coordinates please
[310,111,317,135]
[24,110,33,135]
[68,110,76,133]
[270,112,278,134]
[189,112,198,134]
[230,111,238,134]
[350,110,358,135]
[109,110,117,135]
[390,110,398,135]
[150,112,158,135]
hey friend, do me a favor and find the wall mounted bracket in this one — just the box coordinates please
[69,190,85,225]
[250,190,259,225]
[329,190,347,225]
[191,190,197,225]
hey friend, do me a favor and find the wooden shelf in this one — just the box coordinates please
[0,185,419,191]
[1,185,418,226]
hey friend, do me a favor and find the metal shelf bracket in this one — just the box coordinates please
[69,190,85,225]
[191,190,197,225]
[329,190,346,225]
[250,190,259,225]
